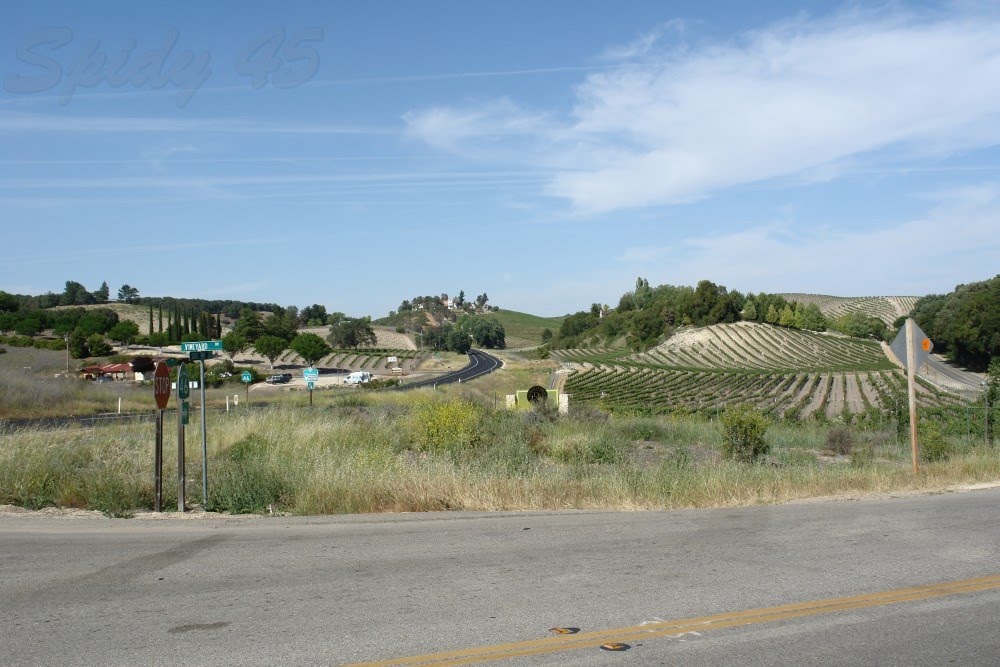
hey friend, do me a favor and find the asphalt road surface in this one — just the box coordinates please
[399,349,502,390]
[3,487,1000,666]
[924,354,985,390]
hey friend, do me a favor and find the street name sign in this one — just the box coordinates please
[188,350,215,361]
[181,340,222,352]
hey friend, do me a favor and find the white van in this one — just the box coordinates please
[343,371,372,385]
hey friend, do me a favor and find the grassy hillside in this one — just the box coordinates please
[558,322,965,420]
[491,309,563,348]
[778,294,919,326]
[51,303,155,334]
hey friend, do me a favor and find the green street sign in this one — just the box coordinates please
[304,367,319,381]
[177,364,190,399]
[181,400,190,425]
[188,350,215,361]
[181,340,223,352]
[241,371,252,383]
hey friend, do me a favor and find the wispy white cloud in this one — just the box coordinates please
[406,8,1000,214]
[600,20,686,61]
[624,183,1000,295]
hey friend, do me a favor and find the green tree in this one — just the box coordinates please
[778,305,796,328]
[743,301,758,322]
[148,332,168,351]
[94,281,110,302]
[800,303,827,332]
[117,284,139,303]
[289,333,331,367]
[765,304,780,325]
[254,335,288,369]
[87,334,112,357]
[107,321,140,348]
[69,329,90,358]
[541,328,553,343]
[327,317,377,349]
[447,328,472,354]
[221,331,250,362]
[233,307,265,342]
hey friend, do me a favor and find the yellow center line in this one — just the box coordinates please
[347,574,1000,667]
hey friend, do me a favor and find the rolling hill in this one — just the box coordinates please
[558,322,965,420]
[778,294,919,326]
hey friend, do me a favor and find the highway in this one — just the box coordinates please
[398,349,503,390]
[924,354,985,390]
[2,487,999,665]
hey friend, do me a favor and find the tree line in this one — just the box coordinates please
[552,278,892,351]
[912,274,1000,371]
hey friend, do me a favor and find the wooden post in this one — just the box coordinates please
[906,319,919,474]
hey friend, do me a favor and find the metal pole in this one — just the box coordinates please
[178,400,185,511]
[906,319,919,474]
[200,359,208,507]
[64,334,70,374]
[154,409,163,512]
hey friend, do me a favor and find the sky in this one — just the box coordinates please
[1,1,999,317]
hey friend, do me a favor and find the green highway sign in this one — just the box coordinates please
[241,371,252,383]
[181,340,222,352]
[177,364,190,399]
[307,381,315,391]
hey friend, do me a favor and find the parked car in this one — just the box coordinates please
[266,373,292,384]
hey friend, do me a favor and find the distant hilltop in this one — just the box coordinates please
[776,295,919,326]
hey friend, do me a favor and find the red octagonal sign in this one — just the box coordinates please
[153,361,171,410]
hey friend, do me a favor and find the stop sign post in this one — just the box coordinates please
[152,362,171,512]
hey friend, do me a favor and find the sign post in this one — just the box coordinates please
[185,348,217,508]
[891,319,933,474]
[304,367,319,406]
[177,363,190,511]
[153,361,171,512]
[241,370,252,404]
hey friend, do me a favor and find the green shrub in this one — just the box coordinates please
[720,404,770,463]
[920,421,952,462]
[406,399,482,453]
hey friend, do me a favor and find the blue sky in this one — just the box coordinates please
[2,1,998,317]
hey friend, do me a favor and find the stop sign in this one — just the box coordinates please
[153,361,171,410]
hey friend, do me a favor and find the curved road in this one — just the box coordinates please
[398,349,502,390]
[924,354,984,390]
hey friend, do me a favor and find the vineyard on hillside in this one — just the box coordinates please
[558,322,966,420]
[778,294,919,325]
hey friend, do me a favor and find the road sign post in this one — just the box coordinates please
[304,367,319,406]
[177,363,189,512]
[241,370,252,404]
[153,361,171,512]
[892,319,933,475]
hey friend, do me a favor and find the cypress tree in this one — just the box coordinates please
[158,305,163,334]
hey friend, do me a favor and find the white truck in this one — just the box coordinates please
[343,371,372,385]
